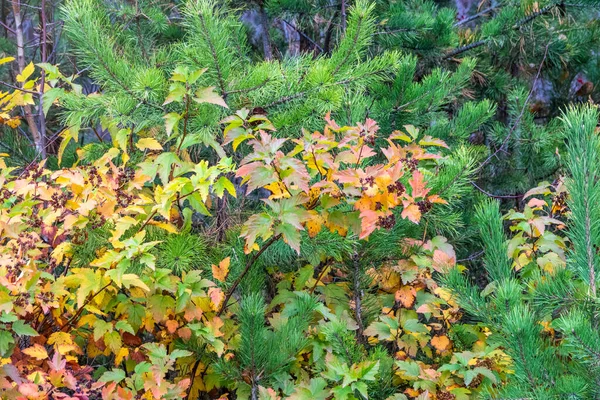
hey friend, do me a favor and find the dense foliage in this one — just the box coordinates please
[0,0,600,399]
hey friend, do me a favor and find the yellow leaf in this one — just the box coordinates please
[23,344,48,360]
[115,347,129,366]
[148,220,179,234]
[264,181,291,199]
[212,257,230,283]
[136,138,163,151]
[305,213,324,238]
[16,62,34,83]
[48,332,72,346]
[431,335,451,352]
[0,57,15,65]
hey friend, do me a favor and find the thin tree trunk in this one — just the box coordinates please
[38,0,47,152]
[341,0,347,35]
[12,0,45,157]
[258,3,273,60]
[352,252,365,343]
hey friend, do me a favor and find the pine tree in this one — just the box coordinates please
[446,105,600,399]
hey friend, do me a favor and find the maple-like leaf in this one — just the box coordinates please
[22,344,49,360]
[430,335,451,352]
[212,257,230,283]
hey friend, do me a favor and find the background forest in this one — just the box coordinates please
[1,0,600,399]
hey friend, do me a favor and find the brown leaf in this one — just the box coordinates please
[122,332,142,347]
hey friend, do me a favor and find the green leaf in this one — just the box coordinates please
[164,112,181,136]
[163,83,186,105]
[12,320,39,337]
[99,368,126,383]
[115,321,135,335]
[0,330,14,356]
[42,88,63,116]
[213,176,236,198]
[104,331,122,353]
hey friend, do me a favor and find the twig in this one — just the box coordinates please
[0,80,38,95]
[279,19,323,53]
[471,181,523,199]
[38,0,48,151]
[475,44,549,172]
[444,2,558,60]
[454,6,499,27]
[217,234,282,316]
[11,0,44,157]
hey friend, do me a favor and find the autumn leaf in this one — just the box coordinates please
[212,257,230,282]
[408,171,429,198]
[23,344,49,360]
[401,204,421,224]
[136,138,163,151]
[431,335,451,352]
[395,286,416,308]
[194,86,228,108]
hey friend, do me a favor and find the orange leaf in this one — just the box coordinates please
[408,171,429,198]
[212,257,230,283]
[178,327,192,340]
[208,287,224,311]
[401,204,421,224]
[395,286,415,308]
[165,319,179,334]
[431,335,451,352]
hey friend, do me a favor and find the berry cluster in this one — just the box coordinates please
[437,391,456,400]
[13,292,31,308]
[387,181,405,195]
[50,191,70,208]
[16,232,37,254]
[0,187,12,202]
[402,157,418,172]
[377,213,396,229]
[86,166,102,187]
[23,162,44,180]
[359,176,375,190]
[417,199,433,214]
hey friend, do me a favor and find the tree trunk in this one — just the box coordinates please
[258,3,273,60]
[12,0,45,158]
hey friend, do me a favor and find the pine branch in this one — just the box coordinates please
[332,5,364,76]
[444,2,560,60]
[197,10,227,96]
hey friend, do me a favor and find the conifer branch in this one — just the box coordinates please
[332,7,363,76]
[197,10,227,96]
[445,2,559,60]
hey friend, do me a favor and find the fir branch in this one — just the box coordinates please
[476,44,549,172]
